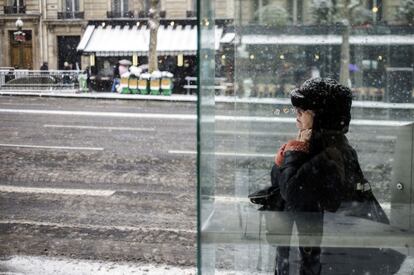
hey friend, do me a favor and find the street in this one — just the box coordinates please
[0,96,407,273]
[0,97,198,269]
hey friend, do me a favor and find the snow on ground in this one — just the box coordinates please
[395,256,414,275]
[0,255,196,275]
[1,255,413,275]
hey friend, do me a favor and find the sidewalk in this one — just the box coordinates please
[0,90,291,105]
[0,255,196,275]
[0,90,198,102]
[0,255,270,275]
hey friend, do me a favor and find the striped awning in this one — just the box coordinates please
[77,24,223,56]
[220,32,236,43]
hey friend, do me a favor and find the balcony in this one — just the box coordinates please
[106,10,134,18]
[186,10,196,18]
[138,10,166,18]
[138,10,149,18]
[3,5,26,14]
[57,11,84,19]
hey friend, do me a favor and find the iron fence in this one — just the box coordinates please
[0,69,85,92]
[57,11,85,19]
[106,11,134,18]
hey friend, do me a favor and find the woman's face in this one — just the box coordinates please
[295,107,315,130]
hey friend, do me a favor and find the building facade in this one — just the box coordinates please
[237,0,403,25]
[0,0,233,70]
[228,0,414,101]
[1,0,412,97]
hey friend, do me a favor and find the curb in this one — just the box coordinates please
[1,91,414,110]
[0,91,198,102]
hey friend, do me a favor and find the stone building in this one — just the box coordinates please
[236,0,403,25]
[227,0,413,101]
[0,0,233,70]
[0,0,412,96]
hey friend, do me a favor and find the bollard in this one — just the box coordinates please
[119,77,130,94]
[161,72,174,96]
[139,73,151,95]
[128,76,138,94]
[77,73,88,93]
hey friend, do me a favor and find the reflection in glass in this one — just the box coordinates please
[198,0,414,274]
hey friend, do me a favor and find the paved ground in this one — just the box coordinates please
[0,97,198,271]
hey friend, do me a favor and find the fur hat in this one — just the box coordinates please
[290,77,352,132]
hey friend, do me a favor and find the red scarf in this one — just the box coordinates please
[275,140,310,166]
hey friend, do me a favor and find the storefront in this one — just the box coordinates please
[224,27,414,101]
[76,21,223,92]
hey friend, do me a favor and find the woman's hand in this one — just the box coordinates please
[297,129,312,143]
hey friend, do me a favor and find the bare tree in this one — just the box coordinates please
[148,0,160,73]
[338,0,363,86]
[312,0,371,86]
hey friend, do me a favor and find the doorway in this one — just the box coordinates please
[9,30,33,69]
[57,36,81,70]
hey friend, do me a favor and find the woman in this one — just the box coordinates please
[251,77,366,275]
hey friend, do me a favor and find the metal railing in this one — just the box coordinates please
[3,5,26,14]
[106,10,134,18]
[57,11,84,19]
[0,69,84,92]
[184,76,233,95]
[138,10,166,18]
[186,10,196,18]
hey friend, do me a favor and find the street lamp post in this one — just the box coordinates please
[14,17,25,69]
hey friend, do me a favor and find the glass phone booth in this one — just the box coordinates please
[197,0,414,274]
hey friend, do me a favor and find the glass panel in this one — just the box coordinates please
[123,0,128,13]
[111,0,128,13]
[197,0,217,273]
[111,0,120,12]
[198,0,414,274]
[65,0,79,12]
[144,0,151,12]
[8,0,24,7]
[192,0,197,12]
